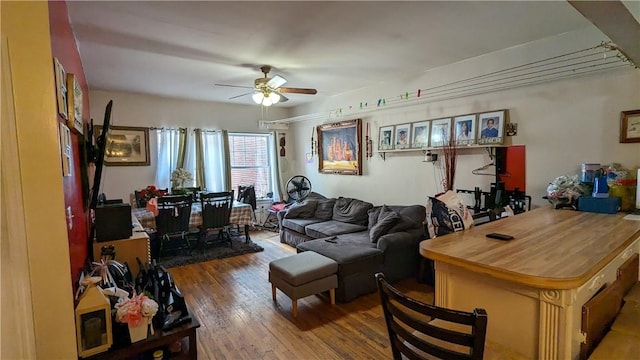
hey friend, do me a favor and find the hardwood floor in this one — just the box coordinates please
[167,230,434,360]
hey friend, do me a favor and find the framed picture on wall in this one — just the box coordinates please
[620,109,640,143]
[454,114,476,146]
[317,119,362,175]
[477,110,506,145]
[411,121,430,148]
[53,57,68,120]
[430,118,451,147]
[94,125,150,166]
[378,125,394,151]
[394,123,411,149]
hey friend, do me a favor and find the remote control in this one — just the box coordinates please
[486,233,514,241]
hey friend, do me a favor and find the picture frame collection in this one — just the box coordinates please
[377,109,508,151]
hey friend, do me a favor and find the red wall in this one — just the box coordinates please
[48,0,91,291]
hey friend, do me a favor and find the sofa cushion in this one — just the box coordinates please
[282,218,324,234]
[284,199,318,219]
[314,198,336,220]
[305,220,367,238]
[332,197,373,225]
[370,206,400,243]
[388,205,426,233]
[296,236,383,276]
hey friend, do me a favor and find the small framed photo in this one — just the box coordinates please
[66,73,84,135]
[411,121,430,148]
[394,123,411,149]
[620,109,640,143]
[454,114,476,146]
[53,57,68,120]
[430,118,452,147]
[94,125,150,166]
[477,110,506,145]
[378,125,394,151]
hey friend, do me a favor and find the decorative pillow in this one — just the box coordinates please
[284,199,318,219]
[426,191,473,238]
[332,197,374,225]
[367,206,382,230]
[370,206,400,243]
[314,198,336,220]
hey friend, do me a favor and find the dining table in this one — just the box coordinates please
[132,201,254,243]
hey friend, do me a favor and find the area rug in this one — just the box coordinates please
[158,235,264,268]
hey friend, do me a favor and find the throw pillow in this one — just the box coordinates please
[367,206,382,230]
[314,198,336,220]
[370,206,400,243]
[284,199,318,219]
[332,197,374,225]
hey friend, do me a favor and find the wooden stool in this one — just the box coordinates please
[269,251,338,317]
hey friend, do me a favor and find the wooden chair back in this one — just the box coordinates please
[200,191,234,230]
[155,195,192,237]
[375,273,488,360]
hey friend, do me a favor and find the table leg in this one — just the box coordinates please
[244,224,251,243]
[189,328,197,359]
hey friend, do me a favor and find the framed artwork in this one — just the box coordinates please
[394,123,411,149]
[620,109,640,143]
[454,114,476,146]
[53,57,67,119]
[411,121,430,148]
[59,122,72,176]
[66,73,84,135]
[95,125,150,166]
[317,118,362,175]
[430,118,452,147]
[378,125,394,151]
[477,110,506,145]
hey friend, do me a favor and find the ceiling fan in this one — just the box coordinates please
[215,65,317,106]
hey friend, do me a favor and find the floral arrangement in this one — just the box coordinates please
[171,168,193,189]
[115,292,159,327]
[139,185,167,203]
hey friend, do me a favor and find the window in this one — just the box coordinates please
[228,133,272,198]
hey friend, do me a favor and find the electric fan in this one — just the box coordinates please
[286,175,312,202]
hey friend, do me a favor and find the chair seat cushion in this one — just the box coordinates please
[269,251,337,286]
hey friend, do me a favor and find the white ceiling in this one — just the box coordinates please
[68,1,598,108]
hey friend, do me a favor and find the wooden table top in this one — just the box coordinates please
[420,207,640,289]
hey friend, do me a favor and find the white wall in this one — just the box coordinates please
[89,90,291,202]
[285,27,640,206]
[289,69,640,207]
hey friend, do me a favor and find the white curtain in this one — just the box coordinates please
[201,131,226,192]
[269,131,284,202]
[182,129,197,187]
[154,129,182,190]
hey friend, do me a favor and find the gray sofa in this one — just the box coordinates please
[277,193,426,302]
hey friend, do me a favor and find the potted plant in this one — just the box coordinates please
[114,292,159,343]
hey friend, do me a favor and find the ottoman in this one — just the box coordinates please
[269,251,338,317]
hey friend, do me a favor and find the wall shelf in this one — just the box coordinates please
[376,145,507,161]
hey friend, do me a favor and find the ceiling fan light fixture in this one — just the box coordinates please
[252,92,264,104]
[262,97,273,106]
[268,92,280,104]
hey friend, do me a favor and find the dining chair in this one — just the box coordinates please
[155,195,193,257]
[199,190,234,248]
[375,272,488,360]
[172,186,202,202]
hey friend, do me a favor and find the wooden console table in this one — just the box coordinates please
[85,314,200,360]
[420,207,640,359]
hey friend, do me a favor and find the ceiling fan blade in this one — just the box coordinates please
[266,75,287,89]
[228,92,253,100]
[215,83,253,89]
[278,87,317,95]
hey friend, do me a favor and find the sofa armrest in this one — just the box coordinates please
[376,230,423,252]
